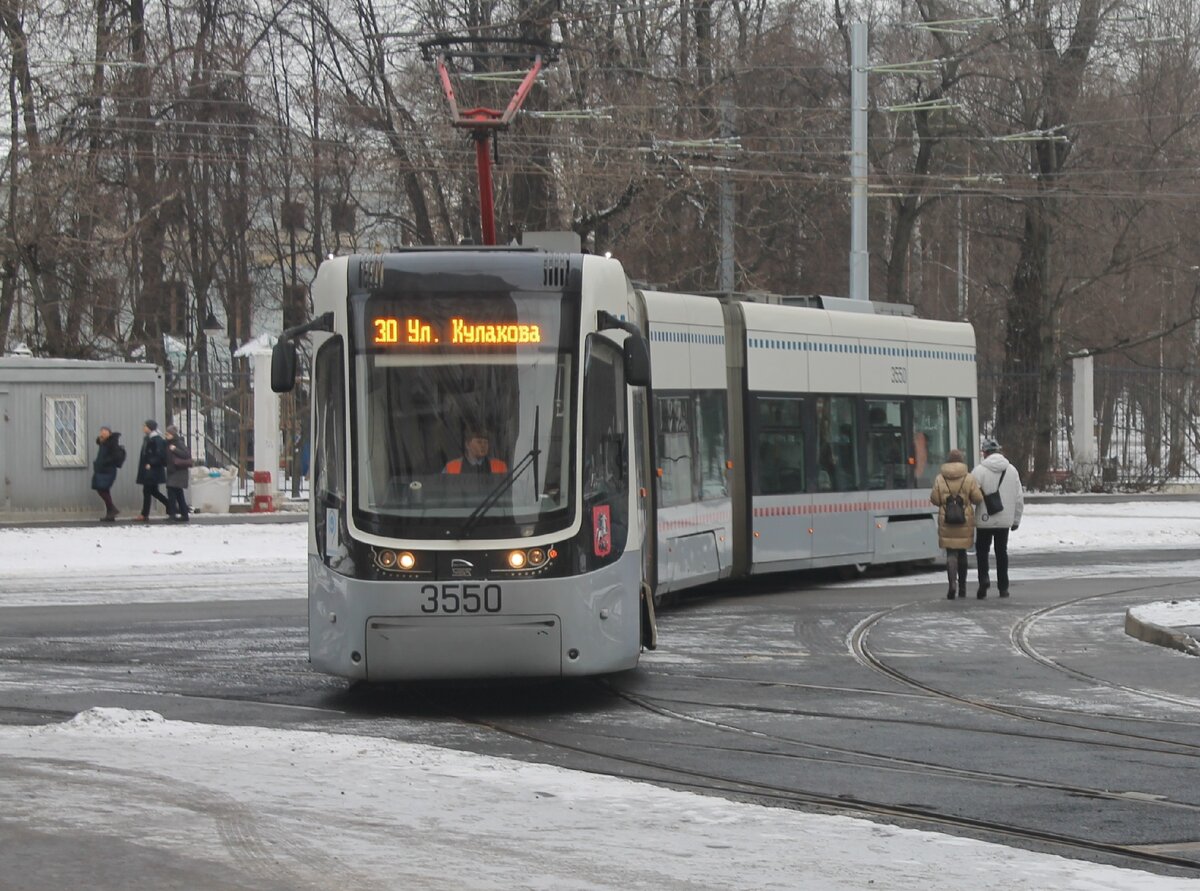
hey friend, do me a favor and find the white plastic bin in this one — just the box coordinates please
[189,466,236,514]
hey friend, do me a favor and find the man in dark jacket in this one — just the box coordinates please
[135,419,171,520]
[164,425,192,521]
[91,426,124,522]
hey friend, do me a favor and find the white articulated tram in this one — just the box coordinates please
[272,247,977,681]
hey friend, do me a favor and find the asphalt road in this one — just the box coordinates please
[1,553,1198,882]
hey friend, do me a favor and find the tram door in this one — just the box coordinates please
[812,394,867,560]
[750,395,813,569]
[632,388,656,594]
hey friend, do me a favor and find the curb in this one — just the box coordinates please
[1124,610,1200,657]
[0,511,307,529]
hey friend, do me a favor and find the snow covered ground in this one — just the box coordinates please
[1,501,1199,889]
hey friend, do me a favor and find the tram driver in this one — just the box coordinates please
[443,424,509,475]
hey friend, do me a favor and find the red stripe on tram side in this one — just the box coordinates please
[751,497,934,519]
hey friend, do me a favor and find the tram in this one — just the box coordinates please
[272,246,977,680]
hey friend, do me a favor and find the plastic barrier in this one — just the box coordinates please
[189,467,236,514]
[252,470,275,513]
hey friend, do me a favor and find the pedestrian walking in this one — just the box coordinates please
[135,419,171,520]
[971,438,1025,598]
[164,425,193,522]
[930,448,984,600]
[90,426,126,522]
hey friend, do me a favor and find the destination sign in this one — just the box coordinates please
[371,316,543,347]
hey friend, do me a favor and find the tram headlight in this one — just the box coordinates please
[507,550,527,569]
[527,547,546,567]
[376,549,397,569]
[397,551,416,571]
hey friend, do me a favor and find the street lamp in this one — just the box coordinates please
[202,310,223,338]
[183,306,223,451]
[198,310,222,456]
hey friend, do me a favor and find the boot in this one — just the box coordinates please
[999,589,1010,598]
[957,577,967,598]
[947,586,956,600]
[977,583,989,599]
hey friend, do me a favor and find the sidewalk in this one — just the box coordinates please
[1125,600,1200,657]
[0,505,307,528]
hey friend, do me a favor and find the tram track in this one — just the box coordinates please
[4,569,1199,880]
[6,686,1198,883]
[598,678,1200,761]
[600,683,1200,805]
[1011,590,1200,711]
[424,688,1200,876]
[847,580,1200,754]
[636,665,1200,741]
[6,678,1199,877]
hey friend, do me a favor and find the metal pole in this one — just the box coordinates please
[719,93,736,294]
[956,189,966,319]
[475,134,496,245]
[849,22,869,301]
[1071,354,1096,484]
[185,303,192,445]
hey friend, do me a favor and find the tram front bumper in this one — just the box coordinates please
[307,552,643,680]
[364,613,563,680]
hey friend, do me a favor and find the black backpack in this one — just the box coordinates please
[943,478,966,525]
[113,444,127,468]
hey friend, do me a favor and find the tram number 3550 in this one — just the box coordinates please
[419,583,502,614]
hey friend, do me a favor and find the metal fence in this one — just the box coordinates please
[167,366,310,505]
[979,362,1200,489]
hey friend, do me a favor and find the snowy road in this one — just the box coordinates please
[1,503,1199,889]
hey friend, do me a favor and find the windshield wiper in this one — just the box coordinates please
[454,407,541,539]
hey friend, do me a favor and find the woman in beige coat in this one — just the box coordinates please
[929,448,984,600]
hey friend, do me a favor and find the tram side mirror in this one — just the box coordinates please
[623,334,651,387]
[271,339,297,393]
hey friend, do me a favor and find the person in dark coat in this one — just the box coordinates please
[929,448,984,600]
[164,425,192,522]
[90,426,124,522]
[135,419,171,520]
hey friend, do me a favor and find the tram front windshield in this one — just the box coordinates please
[351,289,576,538]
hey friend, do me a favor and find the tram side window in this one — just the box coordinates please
[912,398,950,488]
[754,397,805,496]
[816,395,859,492]
[656,394,694,508]
[314,338,345,502]
[956,399,975,468]
[696,391,728,500]
[313,338,345,560]
[581,337,628,561]
[582,340,627,501]
[866,399,906,489]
